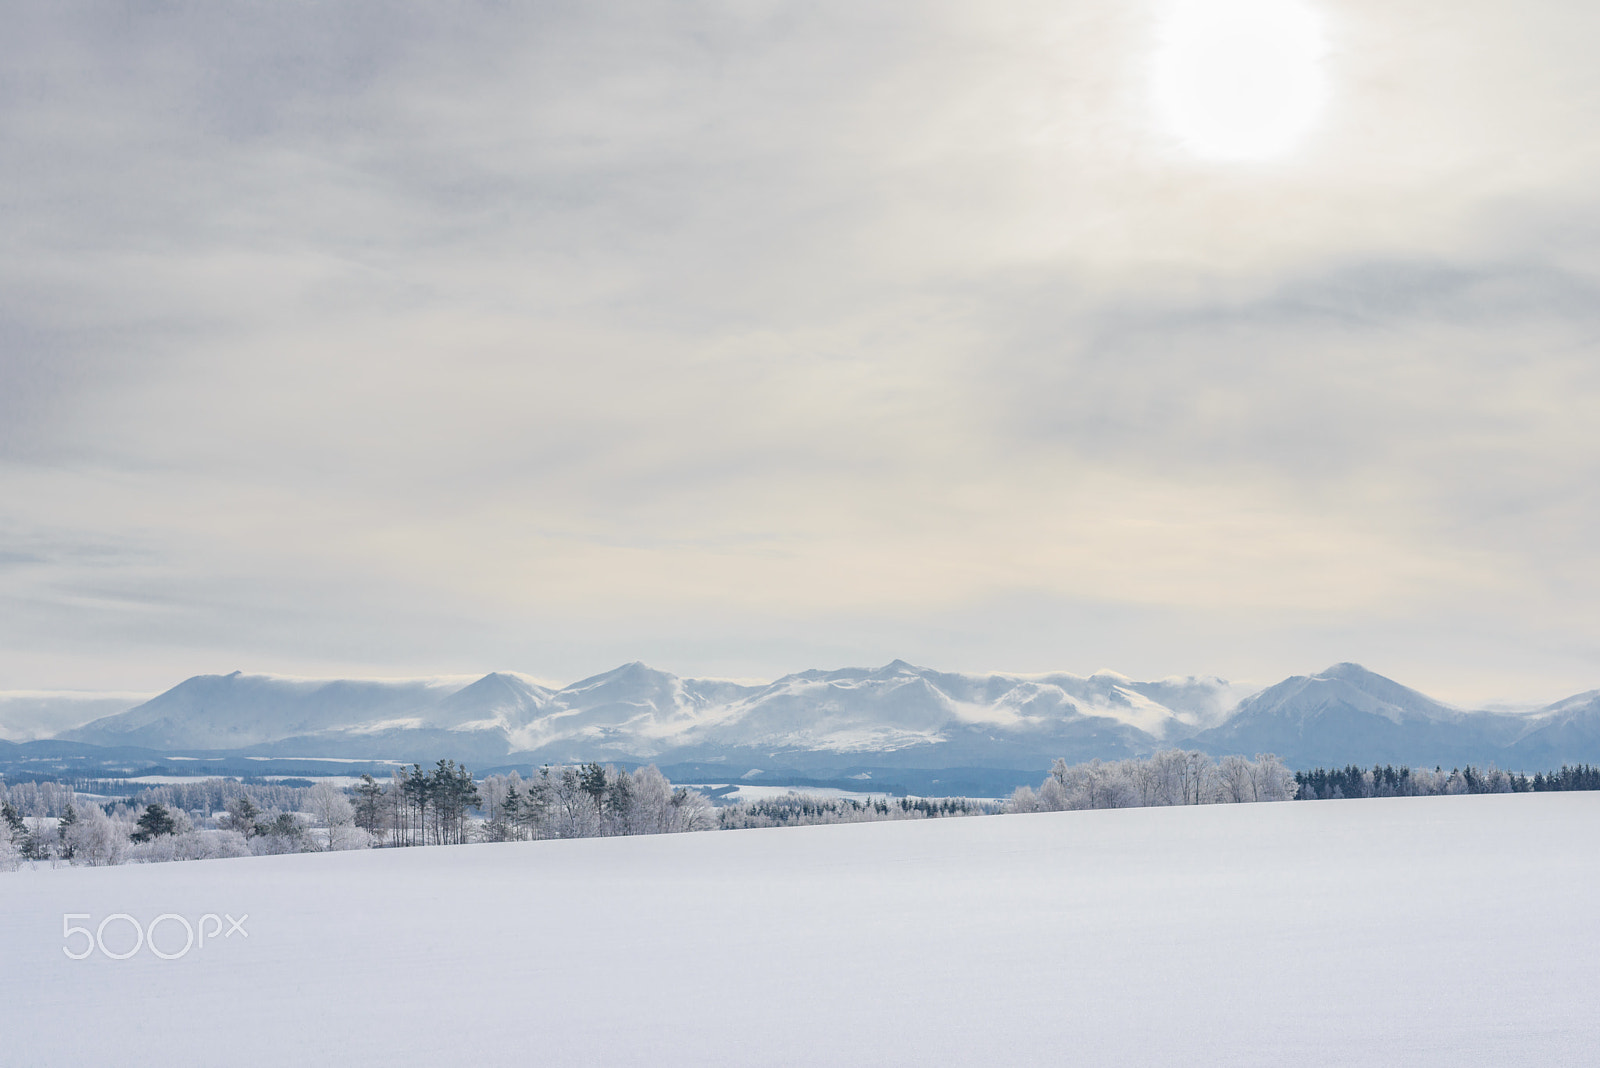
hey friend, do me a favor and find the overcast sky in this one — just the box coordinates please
[3,0,1598,704]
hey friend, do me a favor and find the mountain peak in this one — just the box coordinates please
[49,660,1600,773]
[1318,662,1374,679]
[475,671,558,687]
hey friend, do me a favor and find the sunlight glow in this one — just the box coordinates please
[1152,0,1329,162]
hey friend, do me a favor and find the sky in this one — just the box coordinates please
[2,0,1598,706]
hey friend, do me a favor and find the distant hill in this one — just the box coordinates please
[1189,662,1526,767]
[57,671,483,750]
[38,660,1600,774]
[58,660,1243,771]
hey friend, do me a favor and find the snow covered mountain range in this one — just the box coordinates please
[18,661,1600,772]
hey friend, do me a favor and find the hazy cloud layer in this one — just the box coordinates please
[3,0,1598,703]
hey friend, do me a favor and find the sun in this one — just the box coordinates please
[1151,0,1329,162]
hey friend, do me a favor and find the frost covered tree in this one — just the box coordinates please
[66,805,126,866]
[718,792,994,828]
[1249,755,1297,801]
[306,782,355,849]
[1219,755,1255,803]
[222,796,262,839]
[1036,776,1068,810]
[518,769,559,838]
[1008,784,1041,813]
[478,772,521,828]
[479,775,525,842]
[0,809,20,871]
[1,800,32,860]
[477,764,712,840]
[625,766,690,833]
[551,765,601,838]
[1008,752,1297,814]
[251,812,309,855]
[1051,759,1137,809]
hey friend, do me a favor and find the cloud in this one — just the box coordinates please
[1,0,1598,699]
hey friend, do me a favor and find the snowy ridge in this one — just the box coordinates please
[44,661,1600,769]
[56,671,482,750]
[55,660,1237,765]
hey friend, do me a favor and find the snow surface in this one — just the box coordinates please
[3,793,1597,1066]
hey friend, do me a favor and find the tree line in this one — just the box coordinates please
[719,794,1000,829]
[1294,762,1600,799]
[7,755,1600,872]
[344,762,715,845]
[0,778,363,868]
[1007,750,1299,813]
[356,760,482,846]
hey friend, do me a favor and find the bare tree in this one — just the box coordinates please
[1219,755,1254,803]
[65,805,126,867]
[307,782,355,849]
[0,811,19,871]
[1008,785,1042,813]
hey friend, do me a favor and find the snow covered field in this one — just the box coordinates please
[2,792,1596,1067]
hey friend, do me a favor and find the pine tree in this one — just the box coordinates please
[270,812,303,839]
[521,768,556,839]
[604,768,634,834]
[402,765,429,846]
[352,774,386,843]
[57,805,78,860]
[480,782,520,843]
[1,799,36,859]
[131,802,177,843]
[1,800,24,838]
[223,795,261,838]
[449,762,481,844]
[580,762,608,817]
